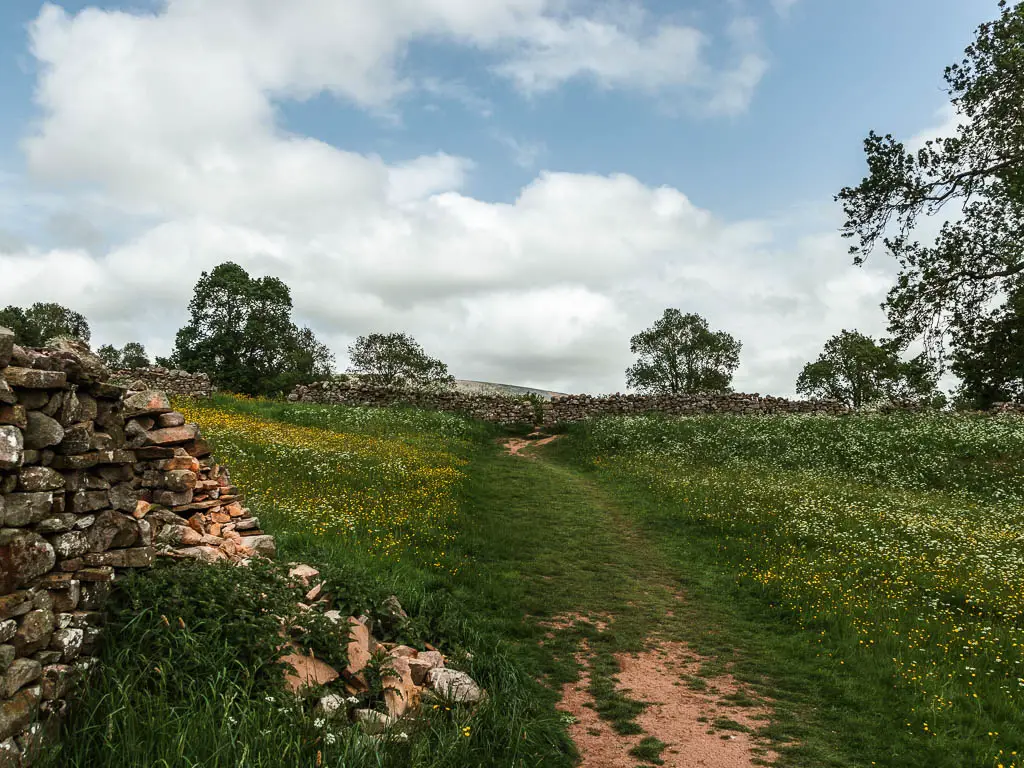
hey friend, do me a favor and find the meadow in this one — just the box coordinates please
[564,413,1024,767]
[46,397,1024,768]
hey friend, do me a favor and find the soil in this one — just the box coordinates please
[502,434,562,456]
[558,640,777,767]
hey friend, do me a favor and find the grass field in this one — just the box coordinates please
[561,413,1024,767]
[47,398,1024,768]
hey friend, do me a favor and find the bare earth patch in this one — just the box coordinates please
[558,641,777,767]
[501,434,563,456]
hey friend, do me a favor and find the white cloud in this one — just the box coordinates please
[0,1,883,396]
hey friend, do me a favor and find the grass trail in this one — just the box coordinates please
[459,440,928,767]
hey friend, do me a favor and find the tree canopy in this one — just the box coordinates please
[837,1,1024,368]
[347,333,454,390]
[97,342,151,370]
[165,262,333,395]
[0,302,90,347]
[625,309,741,394]
[796,330,942,408]
[949,288,1024,408]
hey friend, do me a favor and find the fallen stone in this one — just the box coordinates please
[169,546,225,564]
[354,709,393,735]
[239,535,275,558]
[346,617,372,685]
[426,668,485,704]
[315,693,348,719]
[280,643,339,695]
[383,655,419,718]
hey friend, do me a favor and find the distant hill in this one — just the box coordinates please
[453,379,568,401]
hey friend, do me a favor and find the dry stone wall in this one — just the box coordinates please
[289,380,848,424]
[541,391,850,424]
[289,380,537,423]
[0,332,271,763]
[108,367,213,398]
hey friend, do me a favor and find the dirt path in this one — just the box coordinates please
[558,639,776,767]
[497,441,778,767]
[501,434,562,456]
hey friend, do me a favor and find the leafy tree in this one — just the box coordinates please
[0,302,90,347]
[950,287,1024,407]
[796,330,941,407]
[167,262,334,395]
[625,309,741,394]
[837,1,1024,367]
[347,333,453,389]
[97,342,151,370]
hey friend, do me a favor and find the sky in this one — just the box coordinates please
[0,0,999,395]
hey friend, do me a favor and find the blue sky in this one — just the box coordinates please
[0,0,998,393]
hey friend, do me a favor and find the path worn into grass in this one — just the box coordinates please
[463,438,777,766]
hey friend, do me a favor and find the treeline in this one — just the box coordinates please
[0,263,454,398]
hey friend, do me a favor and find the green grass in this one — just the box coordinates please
[47,400,1024,768]
[628,735,667,764]
[555,412,1024,768]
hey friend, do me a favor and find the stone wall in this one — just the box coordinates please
[289,380,848,424]
[0,332,271,762]
[541,391,850,424]
[108,367,213,398]
[288,380,537,423]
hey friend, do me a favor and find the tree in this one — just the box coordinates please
[166,262,334,395]
[837,1,1024,368]
[950,287,1024,407]
[0,302,90,347]
[796,330,941,407]
[625,310,741,394]
[97,342,151,370]
[347,333,454,389]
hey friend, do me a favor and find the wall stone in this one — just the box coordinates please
[289,380,848,424]
[289,380,537,423]
[541,391,850,424]
[108,367,213,398]
[0,331,271,763]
